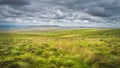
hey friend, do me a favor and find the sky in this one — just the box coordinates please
[0,0,120,27]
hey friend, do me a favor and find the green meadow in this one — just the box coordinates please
[0,28,120,68]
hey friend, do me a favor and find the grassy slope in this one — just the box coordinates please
[0,28,120,68]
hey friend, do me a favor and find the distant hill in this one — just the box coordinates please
[28,25,61,28]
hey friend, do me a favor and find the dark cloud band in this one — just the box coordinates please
[0,0,30,6]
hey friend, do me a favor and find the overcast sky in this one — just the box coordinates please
[0,0,120,27]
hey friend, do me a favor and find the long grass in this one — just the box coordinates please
[0,28,120,68]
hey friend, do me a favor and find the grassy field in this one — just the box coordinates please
[0,28,120,68]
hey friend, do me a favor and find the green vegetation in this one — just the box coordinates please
[0,28,120,68]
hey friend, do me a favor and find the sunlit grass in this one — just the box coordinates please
[0,28,120,68]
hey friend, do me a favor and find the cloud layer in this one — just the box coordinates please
[0,0,120,26]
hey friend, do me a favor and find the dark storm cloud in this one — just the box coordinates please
[0,0,30,6]
[85,6,110,17]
